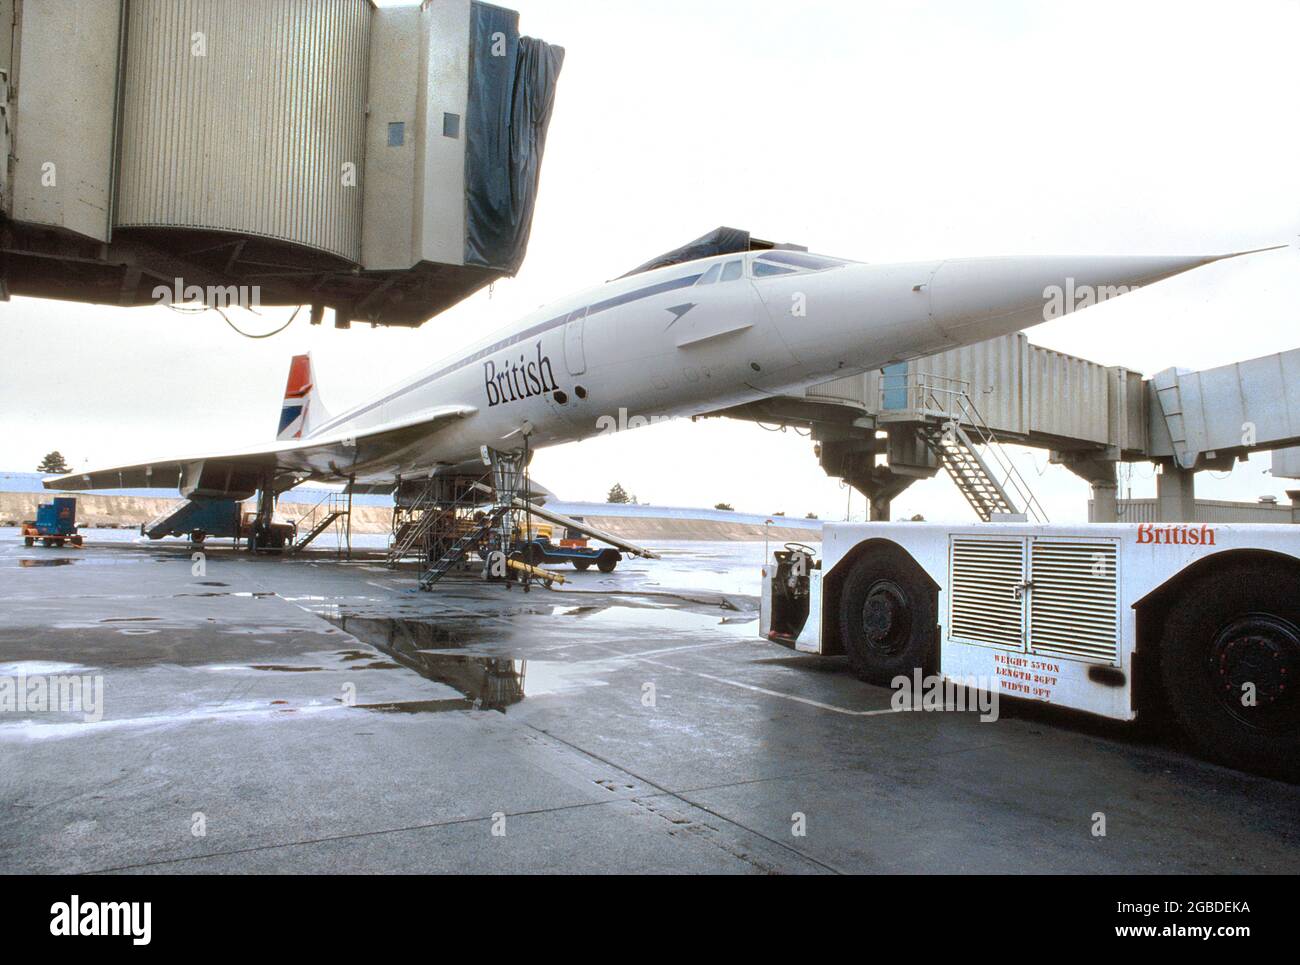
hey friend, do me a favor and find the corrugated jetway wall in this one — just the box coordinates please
[805,332,1145,456]
[796,334,1300,523]
[0,0,563,327]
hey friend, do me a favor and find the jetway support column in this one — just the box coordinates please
[1052,451,1119,523]
[816,428,934,522]
[1156,463,1197,522]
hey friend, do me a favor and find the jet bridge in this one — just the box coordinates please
[0,0,563,327]
[713,334,1300,524]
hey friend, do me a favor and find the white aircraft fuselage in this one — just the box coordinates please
[301,247,1228,481]
[49,245,1255,499]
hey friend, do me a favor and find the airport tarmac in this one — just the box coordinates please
[2,531,1298,875]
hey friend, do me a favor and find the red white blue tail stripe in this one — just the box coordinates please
[277,354,314,440]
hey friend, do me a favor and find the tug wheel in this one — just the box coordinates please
[838,547,937,685]
[572,559,591,571]
[596,550,619,574]
[1158,560,1300,779]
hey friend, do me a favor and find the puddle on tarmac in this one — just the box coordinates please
[174,590,276,599]
[327,614,482,650]
[18,558,76,568]
[325,613,527,712]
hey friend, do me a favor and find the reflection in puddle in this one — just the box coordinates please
[327,614,526,711]
[19,558,76,567]
[174,591,277,599]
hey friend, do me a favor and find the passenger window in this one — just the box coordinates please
[720,259,742,282]
[696,264,721,286]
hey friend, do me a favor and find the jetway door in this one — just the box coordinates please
[564,308,587,376]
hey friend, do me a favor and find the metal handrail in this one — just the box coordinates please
[289,491,350,554]
[901,372,1049,523]
[389,473,493,565]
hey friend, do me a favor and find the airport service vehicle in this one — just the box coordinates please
[45,232,1271,549]
[141,499,296,549]
[514,524,620,572]
[761,522,1300,776]
[21,497,83,547]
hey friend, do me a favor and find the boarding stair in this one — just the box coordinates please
[419,505,509,589]
[909,374,1048,523]
[387,481,440,565]
[289,492,350,553]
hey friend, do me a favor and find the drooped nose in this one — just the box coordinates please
[924,251,1260,345]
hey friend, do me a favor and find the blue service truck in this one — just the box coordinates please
[22,497,84,547]
[513,520,621,572]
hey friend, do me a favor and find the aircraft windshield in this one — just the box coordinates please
[752,250,850,276]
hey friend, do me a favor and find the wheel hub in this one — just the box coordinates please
[861,580,910,656]
[1209,614,1300,725]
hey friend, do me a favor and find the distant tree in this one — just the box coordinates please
[37,451,69,474]
[607,483,631,504]
[909,514,926,522]
[804,512,819,519]
[773,511,785,516]
[714,502,733,511]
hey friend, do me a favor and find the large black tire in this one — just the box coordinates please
[572,559,591,571]
[596,550,619,574]
[1158,560,1300,779]
[838,547,937,686]
[24,537,33,547]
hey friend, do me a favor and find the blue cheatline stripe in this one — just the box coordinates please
[306,270,704,438]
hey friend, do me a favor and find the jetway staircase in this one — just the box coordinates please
[896,374,1048,523]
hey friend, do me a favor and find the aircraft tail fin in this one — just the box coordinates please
[277,354,330,440]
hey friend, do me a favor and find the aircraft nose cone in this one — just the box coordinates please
[925,249,1269,345]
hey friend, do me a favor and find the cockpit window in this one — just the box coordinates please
[720,259,743,282]
[752,259,797,277]
[753,250,849,275]
[695,263,721,286]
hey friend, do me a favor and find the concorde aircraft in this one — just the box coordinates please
[47,233,1268,546]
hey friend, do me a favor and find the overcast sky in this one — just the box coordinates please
[2,0,1298,522]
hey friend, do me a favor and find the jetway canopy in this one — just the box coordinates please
[0,0,563,327]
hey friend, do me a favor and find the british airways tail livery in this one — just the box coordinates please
[47,237,1272,521]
